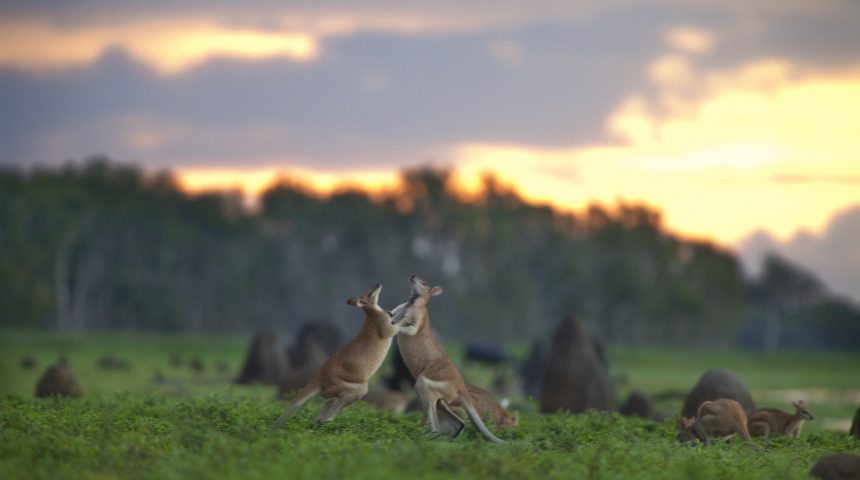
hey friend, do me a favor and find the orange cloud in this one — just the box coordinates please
[664,27,714,54]
[0,18,318,74]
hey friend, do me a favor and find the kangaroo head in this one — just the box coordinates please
[498,410,519,429]
[676,417,701,443]
[346,283,384,313]
[407,274,444,304]
[792,400,814,420]
[390,274,443,334]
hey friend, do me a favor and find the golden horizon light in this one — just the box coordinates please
[176,57,860,246]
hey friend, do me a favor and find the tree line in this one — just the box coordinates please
[1,157,857,349]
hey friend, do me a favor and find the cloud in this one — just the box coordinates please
[1,1,859,188]
[1,12,680,168]
[451,56,860,243]
[737,205,860,304]
[664,26,714,54]
[0,19,318,74]
[771,174,860,184]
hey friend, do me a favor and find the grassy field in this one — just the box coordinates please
[1,330,859,479]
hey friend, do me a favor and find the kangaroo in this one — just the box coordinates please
[391,274,504,442]
[748,400,814,438]
[453,384,518,430]
[272,283,398,430]
[677,398,752,445]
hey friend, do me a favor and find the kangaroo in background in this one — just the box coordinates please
[272,283,397,430]
[677,398,752,445]
[392,275,504,442]
[748,400,814,438]
[452,384,518,430]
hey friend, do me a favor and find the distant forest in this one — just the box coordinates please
[1,157,858,349]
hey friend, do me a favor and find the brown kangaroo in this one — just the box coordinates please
[392,275,504,442]
[453,384,518,430]
[748,400,814,438]
[271,283,397,429]
[677,398,752,445]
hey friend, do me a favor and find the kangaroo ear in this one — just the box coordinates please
[429,286,444,297]
[346,298,358,306]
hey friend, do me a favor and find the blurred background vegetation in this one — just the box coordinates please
[1,157,858,350]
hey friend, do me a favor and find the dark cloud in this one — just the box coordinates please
[738,205,860,304]
[1,2,859,170]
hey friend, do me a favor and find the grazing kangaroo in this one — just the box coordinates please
[392,275,504,442]
[748,400,814,438]
[452,384,518,430]
[271,283,397,430]
[677,398,752,445]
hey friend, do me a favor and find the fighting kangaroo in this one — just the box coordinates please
[391,275,504,442]
[272,283,397,430]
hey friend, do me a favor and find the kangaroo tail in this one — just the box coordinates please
[460,396,505,443]
[271,382,320,431]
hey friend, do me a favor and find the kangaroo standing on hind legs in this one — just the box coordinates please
[271,283,398,430]
[392,275,505,443]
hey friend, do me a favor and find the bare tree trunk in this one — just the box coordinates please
[763,309,780,353]
[55,246,71,331]
[55,222,88,331]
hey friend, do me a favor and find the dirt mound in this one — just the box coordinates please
[20,355,37,370]
[620,391,655,419]
[539,314,616,413]
[235,328,290,385]
[850,405,860,439]
[811,453,860,480]
[35,363,84,397]
[681,368,755,418]
[288,320,341,369]
[97,355,130,371]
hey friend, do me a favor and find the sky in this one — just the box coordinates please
[1,0,859,299]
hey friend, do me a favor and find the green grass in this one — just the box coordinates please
[0,395,857,480]
[1,330,859,479]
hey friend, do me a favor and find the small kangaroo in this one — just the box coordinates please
[452,384,518,430]
[677,398,752,445]
[272,283,398,430]
[392,275,504,442]
[748,400,814,438]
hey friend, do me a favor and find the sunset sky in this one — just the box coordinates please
[1,1,859,298]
